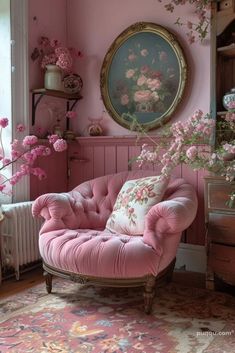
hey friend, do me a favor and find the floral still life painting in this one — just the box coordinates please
[100,22,187,131]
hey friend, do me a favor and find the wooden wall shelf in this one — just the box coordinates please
[31,88,83,127]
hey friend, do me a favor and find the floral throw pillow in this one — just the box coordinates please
[105,176,169,235]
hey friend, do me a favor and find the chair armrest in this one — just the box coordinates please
[32,193,84,233]
[143,194,198,250]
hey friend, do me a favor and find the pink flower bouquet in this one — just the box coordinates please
[0,117,68,195]
[31,36,82,73]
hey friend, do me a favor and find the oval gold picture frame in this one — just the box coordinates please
[100,22,187,131]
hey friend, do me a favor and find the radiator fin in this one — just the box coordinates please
[0,201,43,280]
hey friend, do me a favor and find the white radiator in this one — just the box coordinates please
[0,201,43,281]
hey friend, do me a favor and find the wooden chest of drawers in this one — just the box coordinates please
[204,176,235,290]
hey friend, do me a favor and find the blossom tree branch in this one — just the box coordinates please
[0,117,68,194]
[157,0,211,44]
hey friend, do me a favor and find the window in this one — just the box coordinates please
[0,0,29,203]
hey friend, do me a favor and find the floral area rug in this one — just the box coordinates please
[0,278,235,353]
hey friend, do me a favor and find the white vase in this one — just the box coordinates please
[44,64,63,91]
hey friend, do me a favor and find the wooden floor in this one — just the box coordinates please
[0,267,206,299]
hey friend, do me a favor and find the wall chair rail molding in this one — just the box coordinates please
[100,22,187,131]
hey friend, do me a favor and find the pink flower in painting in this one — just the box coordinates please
[140,49,148,57]
[146,78,162,91]
[128,53,137,62]
[140,65,149,74]
[125,69,135,79]
[159,51,167,61]
[134,90,152,103]
[22,135,38,147]
[16,123,25,132]
[53,139,68,152]
[120,94,129,106]
[0,118,9,128]
[137,75,147,86]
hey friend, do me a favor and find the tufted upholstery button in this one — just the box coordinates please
[103,189,109,196]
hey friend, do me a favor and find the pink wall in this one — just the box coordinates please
[28,0,211,137]
[28,0,67,90]
[28,0,67,135]
[67,0,211,136]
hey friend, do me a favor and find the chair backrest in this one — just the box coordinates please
[69,170,189,230]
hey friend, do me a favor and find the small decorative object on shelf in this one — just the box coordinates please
[87,117,104,136]
[223,87,235,110]
[31,88,83,127]
[63,74,83,94]
[44,64,63,91]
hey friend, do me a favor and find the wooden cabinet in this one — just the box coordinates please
[30,142,68,201]
[212,2,235,124]
[204,176,235,290]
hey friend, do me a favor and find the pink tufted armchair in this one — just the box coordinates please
[32,170,198,313]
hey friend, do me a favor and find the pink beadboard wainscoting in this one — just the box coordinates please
[30,136,207,246]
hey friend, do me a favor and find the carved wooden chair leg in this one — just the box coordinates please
[44,271,52,293]
[166,258,176,283]
[143,275,156,314]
